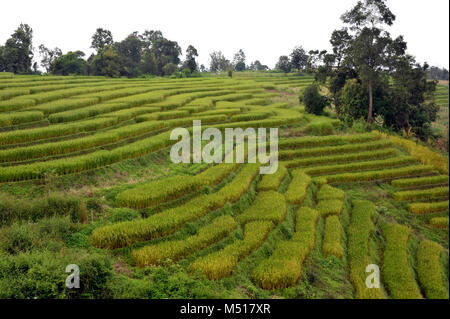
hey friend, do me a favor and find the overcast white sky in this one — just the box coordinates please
[1,0,448,69]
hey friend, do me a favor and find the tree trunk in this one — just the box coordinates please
[367,80,373,123]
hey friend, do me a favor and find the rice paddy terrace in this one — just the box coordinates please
[0,72,448,299]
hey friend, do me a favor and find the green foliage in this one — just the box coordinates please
[0,193,87,225]
[300,84,330,115]
[0,249,113,298]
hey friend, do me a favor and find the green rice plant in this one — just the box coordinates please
[257,164,287,191]
[322,216,343,259]
[430,217,449,229]
[279,140,393,160]
[303,156,417,176]
[0,88,30,101]
[132,215,238,267]
[278,133,380,149]
[189,221,274,280]
[0,116,119,145]
[324,165,436,183]
[0,97,36,112]
[237,191,287,225]
[284,169,311,204]
[90,164,259,249]
[348,200,385,299]
[382,223,422,299]
[282,148,397,168]
[0,111,44,127]
[0,120,167,163]
[416,240,448,299]
[115,176,201,209]
[195,163,240,186]
[408,201,449,214]
[31,97,99,115]
[317,185,345,201]
[115,162,241,209]
[47,102,129,123]
[393,187,449,202]
[316,199,344,217]
[252,207,318,289]
[230,111,272,122]
[392,175,449,189]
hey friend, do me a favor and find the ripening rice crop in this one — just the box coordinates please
[416,240,448,299]
[90,164,259,249]
[189,221,274,280]
[348,200,385,299]
[430,217,449,229]
[252,207,318,289]
[237,191,287,225]
[278,133,380,150]
[408,201,449,214]
[316,185,345,217]
[393,187,449,202]
[282,148,397,169]
[131,215,238,267]
[257,164,287,191]
[322,216,343,259]
[323,165,436,183]
[284,170,311,204]
[384,133,449,175]
[392,175,449,189]
[115,176,201,209]
[279,140,393,160]
[317,185,345,201]
[382,223,422,299]
[303,156,417,176]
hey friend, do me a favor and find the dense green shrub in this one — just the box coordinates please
[0,249,113,298]
[300,84,330,115]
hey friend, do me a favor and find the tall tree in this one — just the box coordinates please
[209,51,230,72]
[114,32,144,77]
[2,23,34,73]
[341,0,401,123]
[276,55,291,73]
[51,51,87,75]
[183,45,198,72]
[38,45,62,73]
[233,49,246,71]
[290,46,308,70]
[330,28,351,68]
[91,28,114,52]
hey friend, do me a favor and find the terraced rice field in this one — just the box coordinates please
[0,73,448,299]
